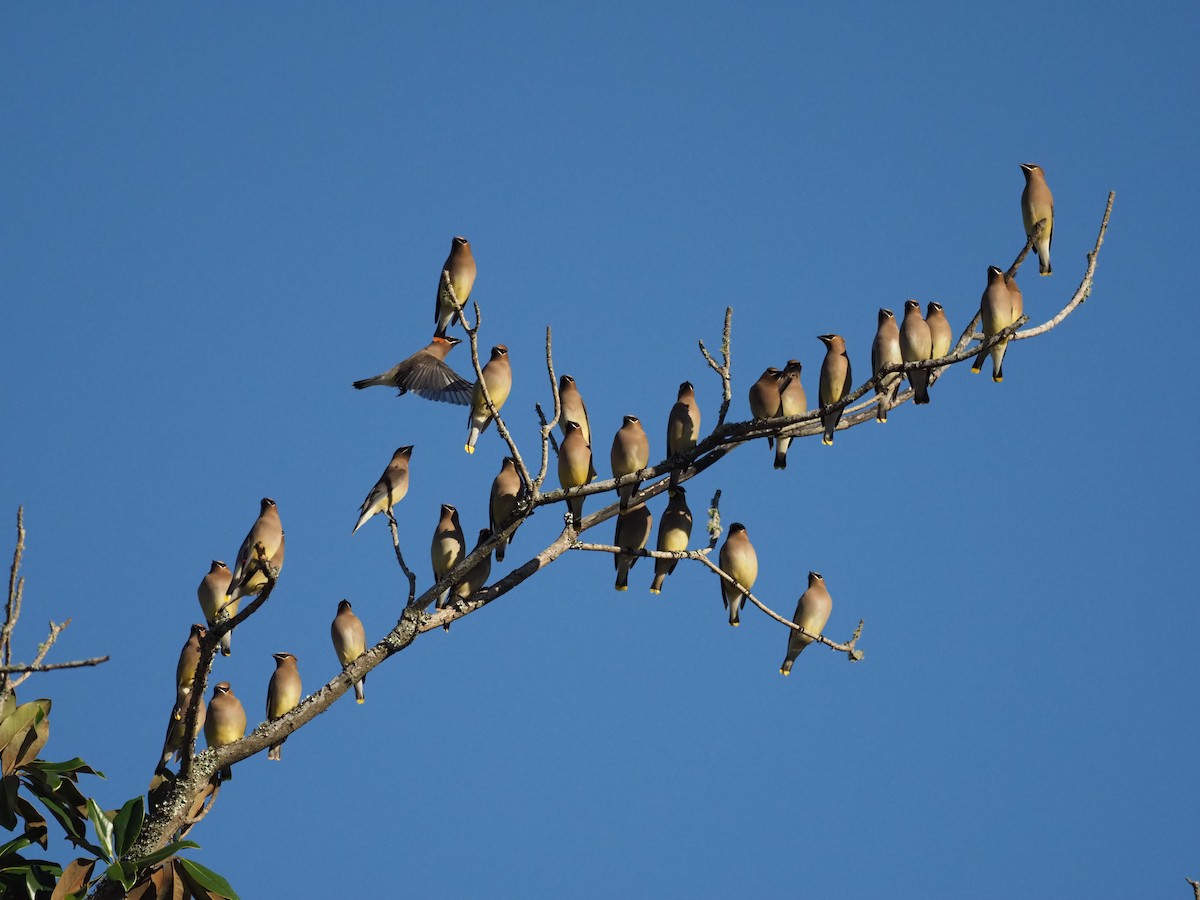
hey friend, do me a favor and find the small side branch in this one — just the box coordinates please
[699,307,733,427]
[534,326,559,491]
[387,513,418,606]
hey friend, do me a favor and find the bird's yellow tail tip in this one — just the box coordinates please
[780,668,790,676]
[464,444,475,454]
[821,438,833,447]
[993,375,1004,383]
[730,621,740,627]
[356,698,365,705]
[649,588,660,595]
[970,365,982,374]
[616,585,628,592]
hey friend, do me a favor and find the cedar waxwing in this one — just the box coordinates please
[434,236,477,338]
[650,486,693,594]
[227,498,285,609]
[448,528,492,632]
[159,688,206,769]
[431,504,466,617]
[352,446,413,534]
[204,682,246,781]
[353,336,474,405]
[666,381,700,488]
[900,300,934,405]
[610,414,650,511]
[1020,163,1054,276]
[331,600,367,703]
[871,309,902,423]
[1008,273,1024,322]
[558,420,593,529]
[718,523,758,627]
[748,367,783,421]
[465,345,513,454]
[266,652,301,761]
[558,375,592,449]
[780,571,833,676]
[926,302,952,363]
[175,623,206,696]
[817,335,852,445]
[972,266,1016,382]
[775,360,807,469]
[613,502,653,591]
[490,457,524,563]
[197,561,234,656]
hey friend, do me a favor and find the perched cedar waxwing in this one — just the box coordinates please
[775,360,807,469]
[1007,273,1024,322]
[972,266,1016,382]
[748,367,783,421]
[352,336,474,405]
[780,571,833,676]
[331,600,367,704]
[175,623,206,695]
[197,561,234,656]
[352,446,413,534]
[927,302,952,361]
[610,415,650,511]
[447,528,492,632]
[159,688,206,769]
[558,420,593,529]
[718,523,758,627]
[204,682,246,781]
[666,381,700,488]
[431,504,466,617]
[490,457,523,563]
[266,652,301,761]
[434,236,477,338]
[900,300,934,405]
[558,375,592,449]
[613,502,653,591]
[871,309,902,424]
[817,335,853,445]
[1020,163,1054,276]
[465,345,513,454]
[650,486,693,594]
[227,498,285,609]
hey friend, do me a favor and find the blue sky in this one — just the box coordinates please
[3,3,1197,898]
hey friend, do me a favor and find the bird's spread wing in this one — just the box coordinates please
[397,352,473,405]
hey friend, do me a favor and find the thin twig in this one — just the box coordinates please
[698,307,733,427]
[387,513,418,606]
[1,508,26,695]
[0,656,109,675]
[534,326,559,491]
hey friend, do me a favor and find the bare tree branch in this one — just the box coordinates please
[698,307,733,427]
[386,513,418,606]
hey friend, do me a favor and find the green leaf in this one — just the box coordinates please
[85,799,113,862]
[129,839,200,871]
[0,690,15,723]
[0,835,32,859]
[14,700,50,770]
[177,857,240,900]
[103,860,136,891]
[112,796,144,858]
[15,797,47,848]
[25,758,101,778]
[0,774,18,830]
[0,701,48,776]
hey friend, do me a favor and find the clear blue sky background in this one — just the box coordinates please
[3,4,1197,898]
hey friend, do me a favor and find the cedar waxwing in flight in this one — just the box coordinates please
[926,301,953,371]
[434,236,477,339]
[748,367,783,422]
[204,682,246,781]
[331,600,367,704]
[431,504,466,616]
[490,457,524,563]
[613,502,653,591]
[558,420,593,529]
[197,561,234,656]
[353,336,474,406]
[447,529,492,631]
[352,446,413,534]
[1020,163,1054,276]
[871,309,902,424]
[465,345,513,454]
[774,360,807,469]
[611,414,650,511]
[558,375,592,449]
[175,623,206,697]
[718,523,758,627]
[266,652,301,761]
[159,688,206,769]
[818,335,852,445]
[666,381,700,488]
[972,266,1016,382]
[900,300,934,405]
[227,498,285,609]
[650,486,693,594]
[780,571,833,676]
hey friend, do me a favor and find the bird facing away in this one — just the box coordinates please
[748,367,783,422]
[774,359,807,469]
[490,456,524,563]
[972,266,1017,382]
[175,623,206,695]
[1020,163,1054,276]
[666,381,701,488]
[352,336,473,406]
[465,344,513,454]
[159,688,206,769]
[227,497,285,607]
[558,420,593,530]
[610,414,650,511]
[780,571,833,676]
[817,335,853,445]
[871,309,902,424]
[266,652,302,761]
[558,374,592,449]
[434,236,477,338]
[613,502,653,591]
[352,445,413,534]
[197,561,234,656]
[650,486,693,594]
[449,528,493,631]
[900,299,934,405]
[718,522,758,627]
[331,600,367,704]
[204,682,246,781]
[431,503,466,615]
